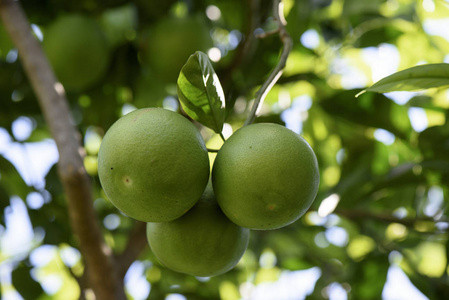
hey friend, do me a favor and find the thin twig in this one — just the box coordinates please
[255,28,280,38]
[115,221,148,279]
[219,0,260,91]
[0,1,125,299]
[244,0,293,126]
[337,209,448,231]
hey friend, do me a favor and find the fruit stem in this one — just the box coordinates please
[244,0,293,126]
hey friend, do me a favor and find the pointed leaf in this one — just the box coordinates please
[358,63,449,96]
[177,51,225,133]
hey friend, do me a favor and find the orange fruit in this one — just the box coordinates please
[146,186,250,277]
[97,108,210,222]
[43,14,110,91]
[139,16,213,83]
[212,123,320,230]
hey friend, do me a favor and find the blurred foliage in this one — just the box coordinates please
[1,0,448,299]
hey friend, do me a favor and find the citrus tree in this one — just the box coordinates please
[0,0,448,300]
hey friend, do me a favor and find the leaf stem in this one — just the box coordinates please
[219,132,226,142]
[244,0,293,126]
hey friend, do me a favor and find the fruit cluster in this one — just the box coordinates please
[98,108,319,277]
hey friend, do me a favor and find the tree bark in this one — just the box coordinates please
[0,1,126,299]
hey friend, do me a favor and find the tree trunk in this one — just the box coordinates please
[0,1,126,299]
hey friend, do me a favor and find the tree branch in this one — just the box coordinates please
[0,1,126,299]
[116,221,148,279]
[244,0,293,126]
[337,209,448,231]
[218,0,260,110]
[219,0,259,82]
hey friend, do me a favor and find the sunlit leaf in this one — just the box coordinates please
[177,51,225,133]
[359,63,449,96]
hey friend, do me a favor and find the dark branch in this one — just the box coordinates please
[244,0,293,125]
[219,0,260,89]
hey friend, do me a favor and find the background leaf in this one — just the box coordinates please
[177,51,225,133]
[321,89,412,139]
[0,155,32,199]
[362,63,449,94]
[11,263,44,300]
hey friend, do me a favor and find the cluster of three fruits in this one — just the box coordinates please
[98,108,319,276]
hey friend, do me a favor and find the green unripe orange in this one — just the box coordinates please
[98,108,210,222]
[43,14,110,91]
[139,16,213,83]
[147,187,250,277]
[212,123,320,230]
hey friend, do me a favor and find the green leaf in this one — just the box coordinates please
[358,63,449,96]
[321,89,412,139]
[0,154,32,199]
[177,51,225,133]
[12,263,44,300]
[351,255,389,300]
